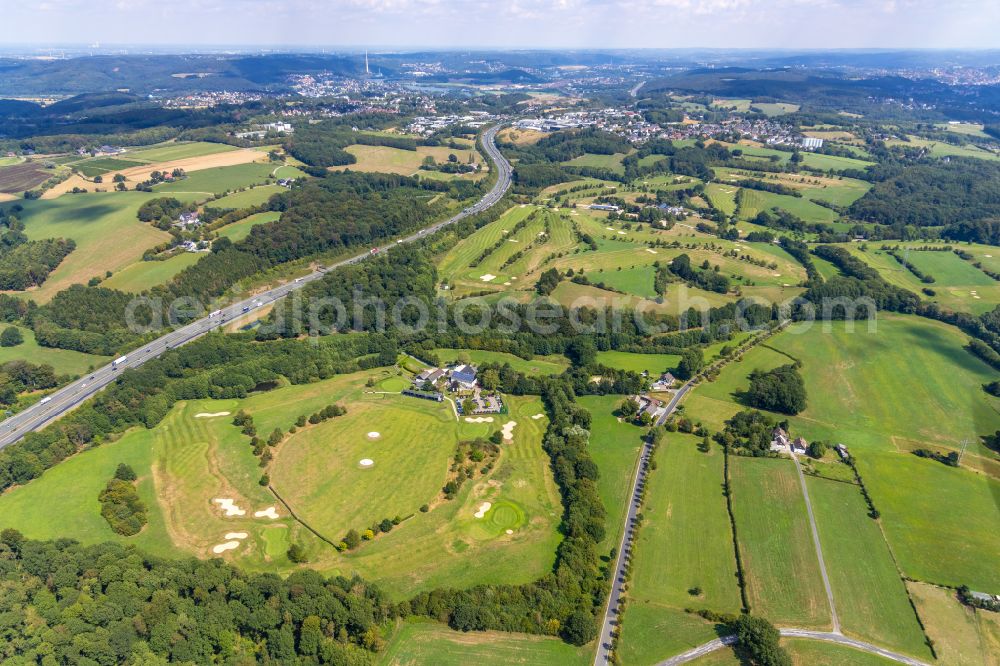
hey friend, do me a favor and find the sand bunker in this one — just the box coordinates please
[503,281,511,286]
[359,458,375,468]
[531,413,545,420]
[506,529,514,535]
[501,421,517,440]
[254,506,280,519]
[474,501,492,518]
[212,541,241,554]
[606,226,615,231]
[367,431,381,439]
[225,532,248,540]
[986,254,993,258]
[465,416,494,423]
[645,248,658,254]
[508,239,519,243]
[617,230,626,235]
[196,412,231,418]
[213,498,246,517]
[480,274,497,282]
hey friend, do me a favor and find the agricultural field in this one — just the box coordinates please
[0,325,109,376]
[684,315,1000,594]
[11,191,181,301]
[101,252,202,293]
[712,98,752,112]
[729,456,832,629]
[125,141,240,163]
[576,395,645,551]
[619,434,743,664]
[207,184,285,209]
[0,369,564,599]
[594,350,680,375]
[155,162,277,196]
[429,348,569,376]
[379,619,591,666]
[806,475,931,658]
[0,161,52,193]
[73,157,147,178]
[560,152,629,174]
[886,135,1000,162]
[216,211,281,242]
[330,144,483,178]
[906,582,1000,666]
[751,102,800,116]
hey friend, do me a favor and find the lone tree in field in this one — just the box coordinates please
[114,463,137,482]
[730,614,791,666]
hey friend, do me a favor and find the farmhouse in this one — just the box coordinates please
[835,443,850,460]
[633,394,667,421]
[650,372,676,391]
[770,426,790,453]
[174,211,201,229]
[791,437,808,454]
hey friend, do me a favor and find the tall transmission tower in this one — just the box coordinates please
[365,50,370,76]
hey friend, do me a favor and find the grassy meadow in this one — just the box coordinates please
[619,434,742,664]
[730,456,832,629]
[0,325,108,376]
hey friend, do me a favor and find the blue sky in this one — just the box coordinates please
[3,0,999,49]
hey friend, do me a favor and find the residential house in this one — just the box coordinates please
[791,437,808,454]
[834,444,850,460]
[651,372,676,391]
[770,427,790,453]
[634,394,666,422]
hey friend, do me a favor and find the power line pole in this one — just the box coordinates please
[958,438,969,464]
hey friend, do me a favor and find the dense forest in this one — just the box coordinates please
[0,530,390,663]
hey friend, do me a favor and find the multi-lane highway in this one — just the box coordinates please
[0,124,511,449]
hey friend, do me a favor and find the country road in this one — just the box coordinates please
[0,125,512,449]
[790,449,841,633]
[593,379,693,666]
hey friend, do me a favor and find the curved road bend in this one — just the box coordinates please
[657,629,933,666]
[0,125,512,450]
[593,380,694,666]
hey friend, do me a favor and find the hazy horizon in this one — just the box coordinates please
[4,0,999,51]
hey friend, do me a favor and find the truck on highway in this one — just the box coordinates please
[112,355,128,369]
[209,309,222,318]
[39,397,52,405]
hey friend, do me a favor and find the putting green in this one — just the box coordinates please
[487,500,525,531]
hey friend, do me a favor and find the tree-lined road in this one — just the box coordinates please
[0,125,511,449]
